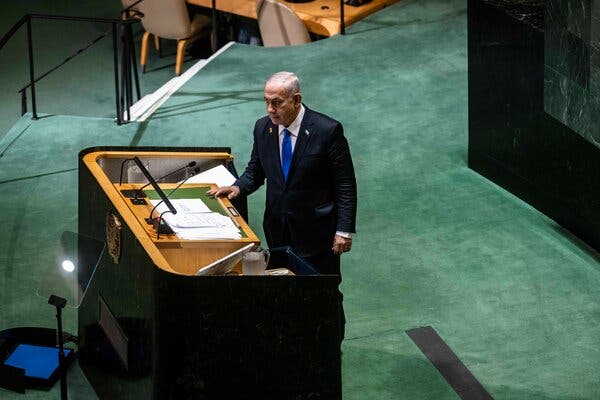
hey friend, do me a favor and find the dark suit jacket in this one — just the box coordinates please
[235,106,357,257]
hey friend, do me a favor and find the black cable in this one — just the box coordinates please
[156,210,173,240]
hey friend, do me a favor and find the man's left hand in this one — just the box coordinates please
[332,235,352,255]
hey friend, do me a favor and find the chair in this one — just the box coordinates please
[256,0,311,47]
[121,0,161,54]
[137,0,212,76]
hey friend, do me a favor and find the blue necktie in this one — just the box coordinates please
[281,128,292,181]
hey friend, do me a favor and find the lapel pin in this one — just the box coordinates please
[305,129,310,136]
[269,127,273,134]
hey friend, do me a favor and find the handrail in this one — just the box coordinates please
[29,14,138,24]
[0,13,141,125]
[0,13,138,53]
[0,15,29,49]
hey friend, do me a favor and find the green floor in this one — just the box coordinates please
[1,0,600,399]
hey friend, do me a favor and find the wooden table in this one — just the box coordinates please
[187,0,401,37]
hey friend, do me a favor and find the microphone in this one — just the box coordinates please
[146,166,201,229]
[129,161,197,200]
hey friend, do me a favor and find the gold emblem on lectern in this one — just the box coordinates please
[106,212,122,264]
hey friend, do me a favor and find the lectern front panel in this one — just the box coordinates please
[77,146,341,399]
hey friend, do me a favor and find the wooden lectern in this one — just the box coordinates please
[77,147,342,400]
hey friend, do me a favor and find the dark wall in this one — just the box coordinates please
[468,0,600,250]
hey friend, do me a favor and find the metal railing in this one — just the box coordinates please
[0,10,141,125]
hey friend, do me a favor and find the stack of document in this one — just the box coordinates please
[150,199,241,239]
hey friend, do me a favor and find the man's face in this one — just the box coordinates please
[264,82,301,126]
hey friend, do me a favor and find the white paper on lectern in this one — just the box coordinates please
[150,198,211,214]
[150,199,241,239]
[184,165,236,186]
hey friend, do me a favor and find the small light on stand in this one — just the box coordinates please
[48,294,68,400]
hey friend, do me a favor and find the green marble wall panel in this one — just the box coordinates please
[544,0,600,147]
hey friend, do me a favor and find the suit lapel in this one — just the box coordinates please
[267,121,285,185]
[287,108,314,183]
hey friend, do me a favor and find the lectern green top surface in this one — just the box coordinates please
[144,187,224,214]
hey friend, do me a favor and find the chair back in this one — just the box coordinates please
[138,0,192,40]
[256,0,311,47]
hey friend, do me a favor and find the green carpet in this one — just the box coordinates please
[1,0,600,399]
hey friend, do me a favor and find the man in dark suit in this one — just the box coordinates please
[208,72,357,276]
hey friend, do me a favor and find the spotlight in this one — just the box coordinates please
[61,260,75,273]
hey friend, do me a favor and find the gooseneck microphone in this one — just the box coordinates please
[146,166,201,228]
[132,161,197,201]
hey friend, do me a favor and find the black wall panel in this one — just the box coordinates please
[468,0,600,250]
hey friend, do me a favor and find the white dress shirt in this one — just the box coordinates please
[278,104,305,161]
